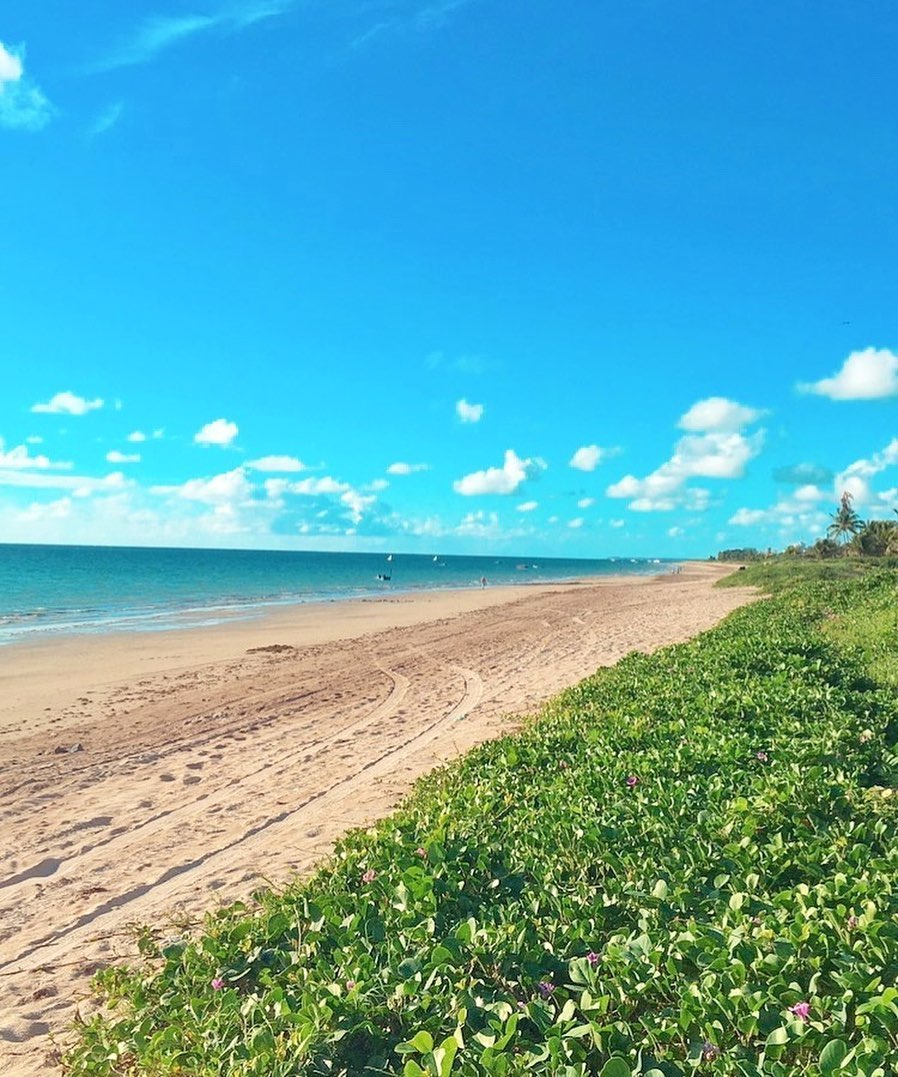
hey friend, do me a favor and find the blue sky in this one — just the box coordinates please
[1,1,897,557]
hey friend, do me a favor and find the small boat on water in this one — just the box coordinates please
[376,554,393,581]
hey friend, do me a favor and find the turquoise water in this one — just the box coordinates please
[0,544,672,646]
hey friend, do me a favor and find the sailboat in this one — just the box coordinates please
[376,554,393,581]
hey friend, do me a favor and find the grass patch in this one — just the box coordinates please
[715,558,874,592]
[65,575,898,1076]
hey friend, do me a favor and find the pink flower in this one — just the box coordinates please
[625,774,639,788]
[415,847,427,858]
[345,979,356,991]
[361,869,377,884]
[756,750,769,763]
[847,914,859,931]
[789,1001,811,1022]
[211,977,225,990]
[701,1042,721,1062]
[586,951,600,967]
[537,981,555,998]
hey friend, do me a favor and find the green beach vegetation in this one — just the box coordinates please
[64,568,898,1076]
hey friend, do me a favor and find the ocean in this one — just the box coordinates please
[0,544,673,647]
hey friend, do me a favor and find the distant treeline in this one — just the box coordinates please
[715,548,764,562]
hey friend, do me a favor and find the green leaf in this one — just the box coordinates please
[408,1031,433,1053]
[819,1039,849,1074]
[766,1026,790,1046]
[651,879,669,900]
[434,1035,459,1077]
[599,1059,631,1077]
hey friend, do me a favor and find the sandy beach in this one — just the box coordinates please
[0,564,752,1074]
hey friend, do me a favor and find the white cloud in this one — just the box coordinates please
[246,454,305,472]
[667,526,684,537]
[152,467,253,505]
[98,2,290,70]
[678,396,762,432]
[577,496,595,508]
[568,517,584,529]
[89,101,124,138]
[607,423,764,512]
[0,468,130,496]
[729,508,767,526]
[0,42,23,84]
[456,398,484,424]
[341,489,376,524]
[25,435,43,444]
[32,391,104,416]
[794,484,825,502]
[366,478,390,491]
[194,418,238,447]
[834,438,898,506]
[799,347,898,400]
[0,440,71,470]
[106,450,140,464]
[453,449,546,496]
[517,500,538,512]
[610,518,625,528]
[456,510,501,538]
[387,461,430,475]
[0,41,54,132]
[569,445,608,471]
[127,428,164,442]
[289,476,350,496]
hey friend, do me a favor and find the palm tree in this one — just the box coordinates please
[853,518,898,557]
[826,491,864,544]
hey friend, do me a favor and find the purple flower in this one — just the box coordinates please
[415,847,427,858]
[361,868,377,884]
[211,977,225,991]
[847,914,859,931]
[756,750,769,763]
[586,951,600,967]
[789,1001,811,1022]
[701,1041,721,1062]
[345,979,356,991]
[625,774,639,788]
[537,981,555,998]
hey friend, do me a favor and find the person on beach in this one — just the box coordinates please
[480,576,488,588]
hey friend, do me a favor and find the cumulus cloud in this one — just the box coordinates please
[288,476,351,496]
[0,41,54,132]
[610,518,625,528]
[667,526,684,537]
[106,450,140,464]
[834,438,898,506]
[456,510,501,538]
[577,496,595,508]
[246,454,305,472]
[127,428,164,442]
[387,461,430,475]
[194,418,238,446]
[32,391,104,416]
[0,440,71,470]
[453,449,546,496]
[517,500,538,512]
[799,347,898,400]
[678,396,763,432]
[607,430,764,511]
[568,517,584,529]
[569,444,608,472]
[152,467,253,505]
[456,398,484,424]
